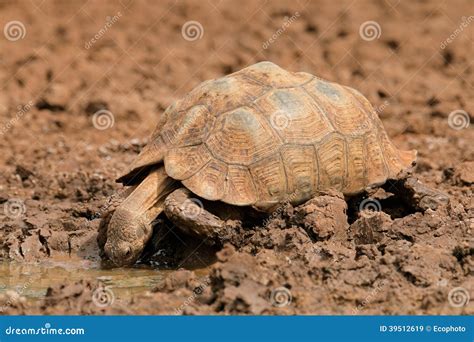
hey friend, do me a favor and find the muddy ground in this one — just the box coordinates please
[0,0,472,315]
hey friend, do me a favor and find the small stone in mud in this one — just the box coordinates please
[15,165,34,181]
[40,83,70,110]
[453,161,474,185]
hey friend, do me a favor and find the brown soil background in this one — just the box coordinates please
[0,0,472,315]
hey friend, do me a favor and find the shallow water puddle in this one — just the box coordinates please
[0,258,171,302]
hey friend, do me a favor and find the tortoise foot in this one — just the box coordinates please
[164,188,240,244]
[388,177,449,211]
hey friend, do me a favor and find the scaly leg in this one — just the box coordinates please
[164,188,229,242]
[384,177,449,211]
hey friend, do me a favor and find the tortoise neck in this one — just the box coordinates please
[120,167,178,223]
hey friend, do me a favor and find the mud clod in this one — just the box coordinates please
[350,212,393,245]
[292,191,348,242]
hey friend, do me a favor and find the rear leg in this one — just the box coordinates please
[384,177,449,211]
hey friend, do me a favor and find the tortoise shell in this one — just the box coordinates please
[118,62,416,211]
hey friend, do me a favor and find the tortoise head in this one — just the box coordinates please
[104,208,153,267]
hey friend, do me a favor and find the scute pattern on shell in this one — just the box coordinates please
[118,61,416,211]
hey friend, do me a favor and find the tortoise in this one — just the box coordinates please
[102,61,445,267]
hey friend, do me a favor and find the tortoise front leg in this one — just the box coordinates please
[164,188,228,243]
